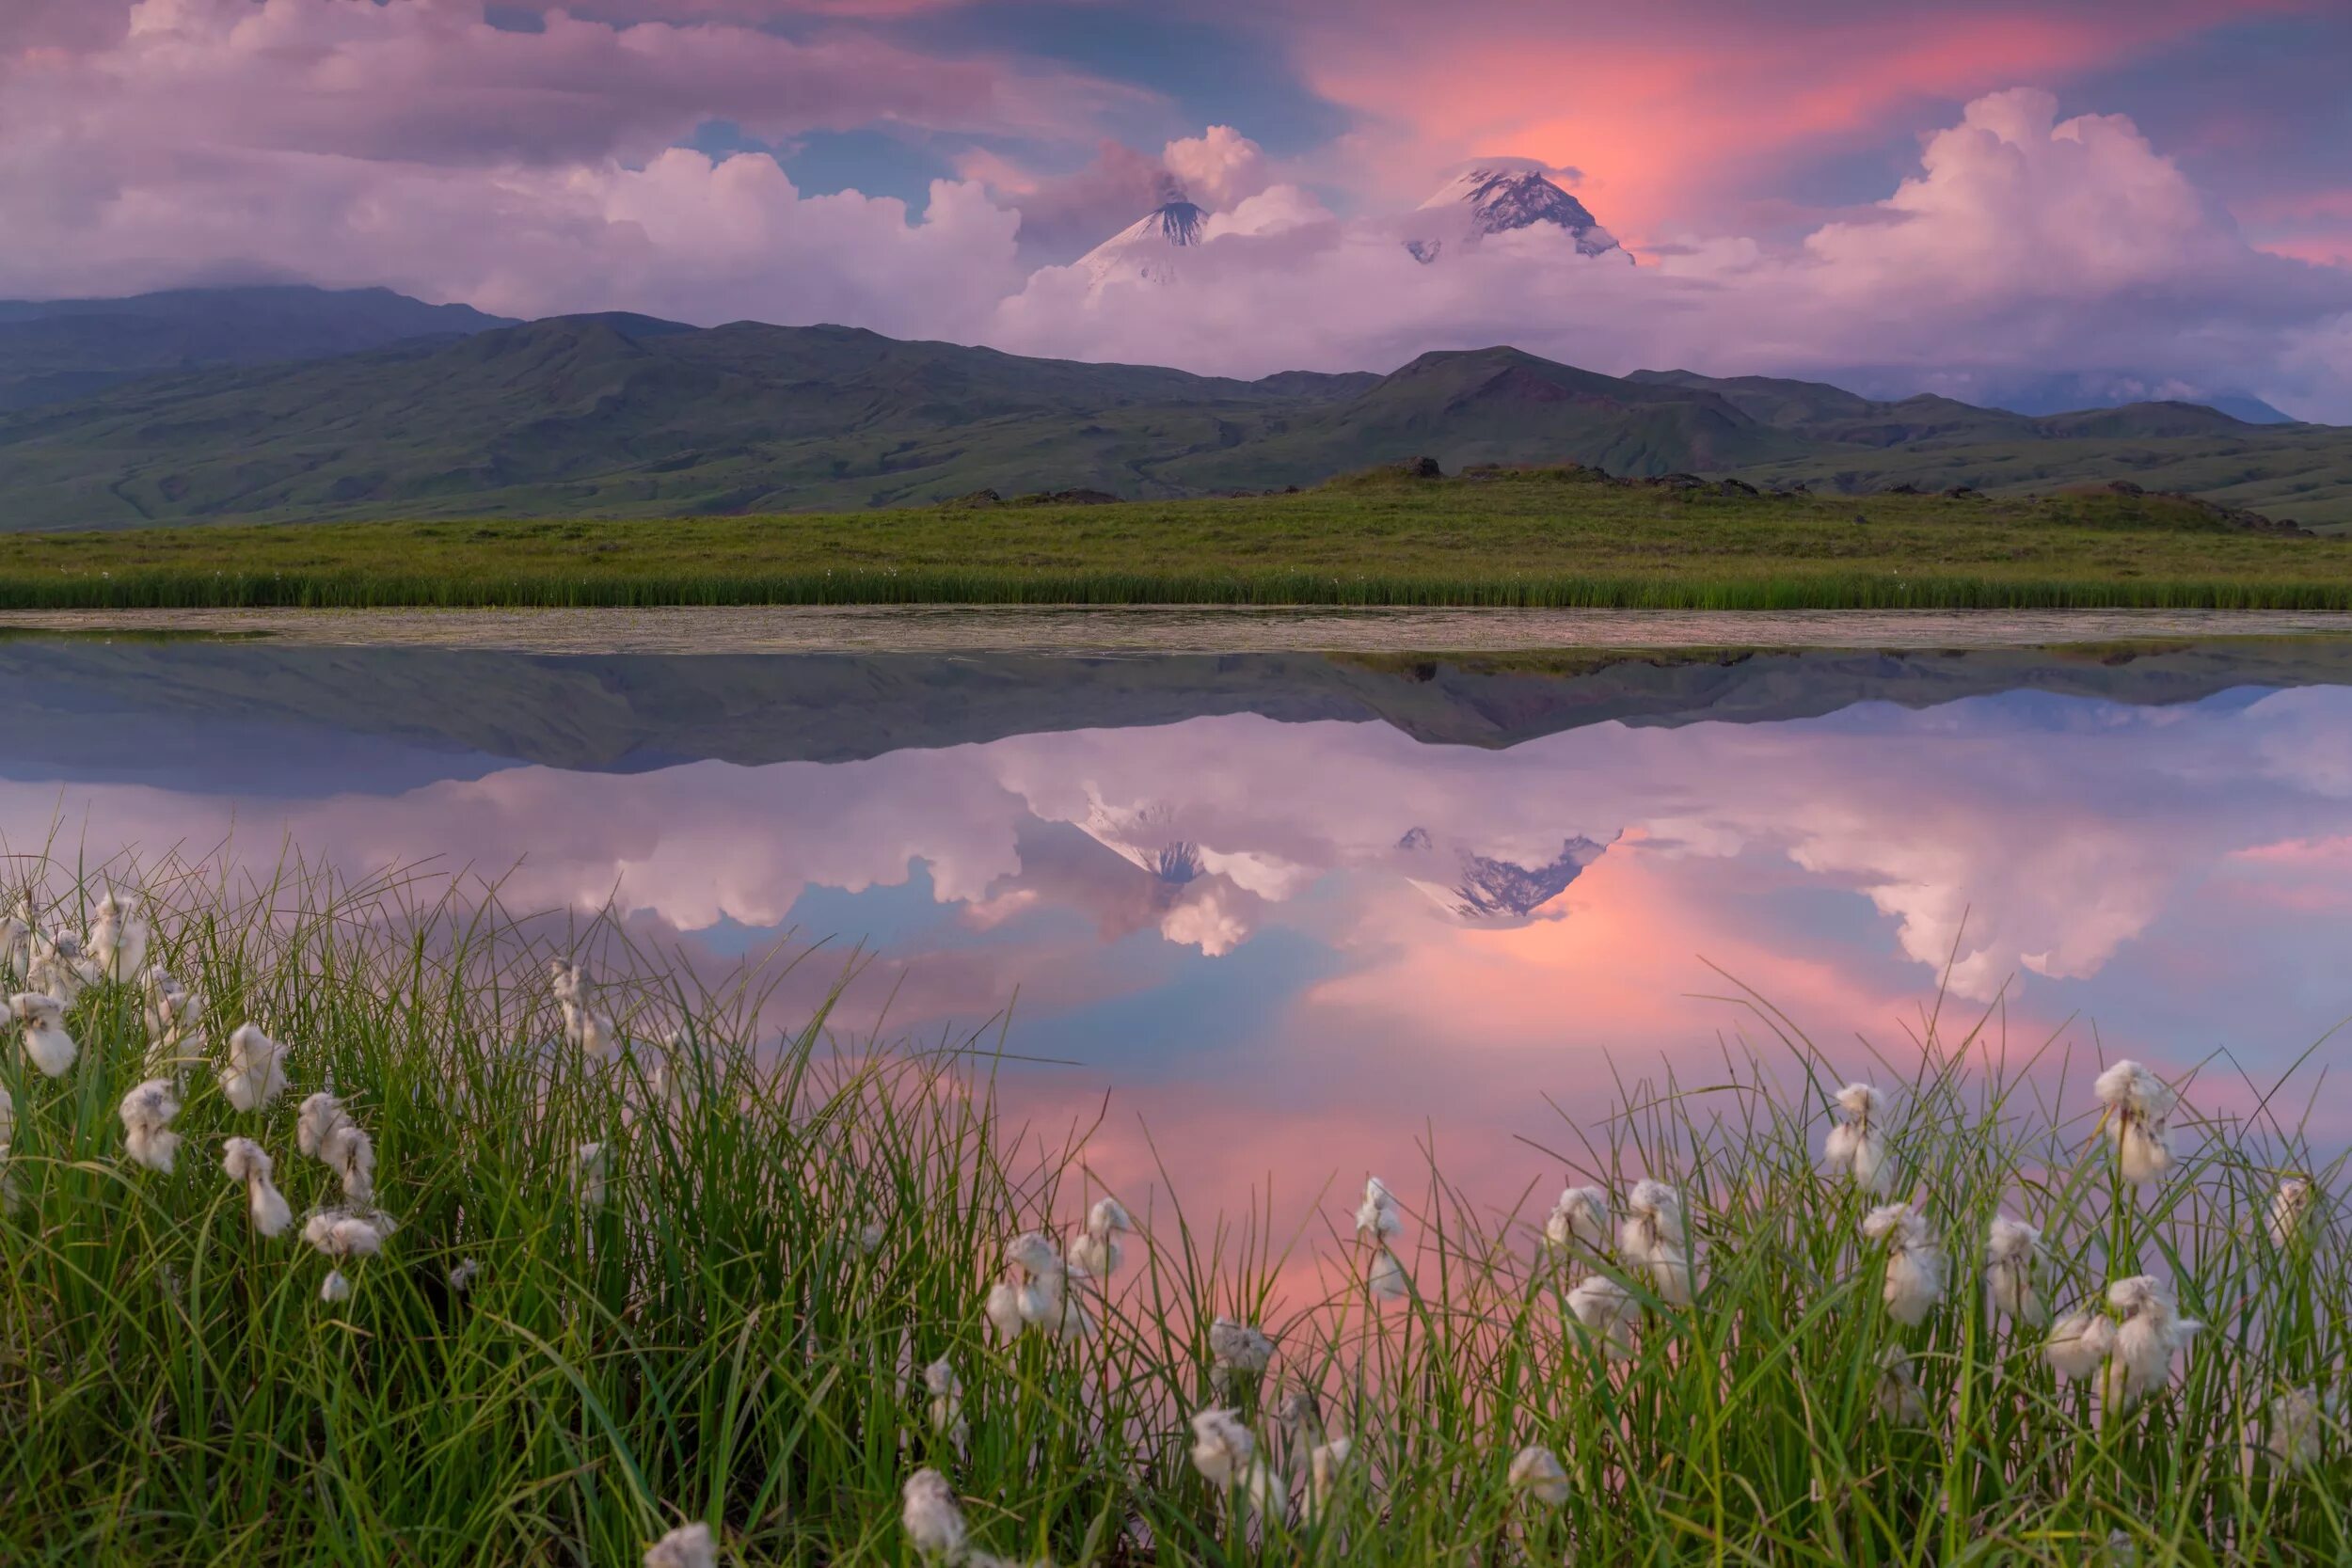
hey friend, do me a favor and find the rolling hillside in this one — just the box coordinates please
[0,285,515,412]
[0,307,2346,529]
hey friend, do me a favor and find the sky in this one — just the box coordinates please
[7,1,2352,414]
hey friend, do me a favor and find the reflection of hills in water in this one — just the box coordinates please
[1,638,2350,782]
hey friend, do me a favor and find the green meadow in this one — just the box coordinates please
[0,470,2345,610]
[2,855,2346,1563]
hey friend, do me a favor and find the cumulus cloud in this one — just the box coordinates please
[1161,126,1274,213]
[963,126,1284,266]
[991,88,2352,419]
[0,0,1087,319]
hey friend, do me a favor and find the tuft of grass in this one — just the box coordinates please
[1,851,2346,1564]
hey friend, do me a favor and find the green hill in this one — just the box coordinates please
[0,285,514,411]
[1,310,2347,530]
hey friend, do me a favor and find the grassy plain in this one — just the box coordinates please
[0,470,2345,610]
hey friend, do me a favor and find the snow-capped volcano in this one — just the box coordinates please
[1405,165,1627,263]
[1074,198,1210,288]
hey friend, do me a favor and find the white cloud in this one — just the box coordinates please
[990,88,2352,419]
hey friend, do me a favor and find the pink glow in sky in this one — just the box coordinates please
[1,0,2348,413]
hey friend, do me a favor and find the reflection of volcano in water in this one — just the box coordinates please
[1404,832,1615,920]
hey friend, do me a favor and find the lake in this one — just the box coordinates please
[8,612,2351,1221]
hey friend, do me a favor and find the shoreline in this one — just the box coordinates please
[3,604,2350,654]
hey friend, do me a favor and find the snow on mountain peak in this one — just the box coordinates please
[1406,164,1628,264]
[1074,198,1212,288]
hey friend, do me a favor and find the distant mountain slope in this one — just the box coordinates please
[0,285,516,411]
[0,309,2345,529]
[1156,347,1816,489]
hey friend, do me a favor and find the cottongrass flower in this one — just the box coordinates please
[2242,1387,2324,1478]
[1066,1195,1132,1277]
[2093,1059,2178,1186]
[119,1079,183,1174]
[1861,1201,1947,1326]
[1507,1444,1571,1505]
[1823,1082,1894,1194]
[923,1356,967,1446]
[1308,1435,1354,1515]
[642,1522,715,1568]
[303,1209,389,1263]
[551,961,617,1059]
[1620,1180,1696,1307]
[2044,1307,2119,1382]
[2266,1177,2314,1246]
[573,1143,611,1209]
[27,932,87,1006]
[901,1468,967,1562]
[0,896,27,981]
[12,991,75,1078]
[1004,1229,1081,1338]
[1564,1274,1636,1360]
[1368,1247,1410,1301]
[983,1278,1025,1343]
[449,1258,481,1293]
[2107,1275,2201,1407]
[1210,1314,1276,1386]
[1543,1183,1609,1257]
[1983,1215,2045,1326]
[1875,1345,1929,1425]
[1189,1406,1255,1488]
[1355,1176,1402,1241]
[87,888,149,985]
[143,973,206,1081]
[142,964,188,1038]
[219,1023,290,1112]
[220,1137,292,1238]
[304,1209,393,1298]
[296,1091,375,1204]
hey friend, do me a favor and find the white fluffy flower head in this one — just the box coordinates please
[1188,1406,1255,1487]
[1209,1314,1276,1377]
[1983,1214,2045,1325]
[220,1136,292,1237]
[119,1078,184,1174]
[1823,1081,1893,1194]
[1508,1444,1570,1505]
[901,1468,967,1560]
[1544,1184,1609,1254]
[1355,1175,1402,1241]
[642,1522,715,1568]
[220,1023,291,1112]
[2093,1059,2177,1185]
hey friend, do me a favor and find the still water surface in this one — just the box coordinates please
[7,629,2350,1218]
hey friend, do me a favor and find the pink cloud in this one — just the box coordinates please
[1269,0,2314,245]
[993,88,2352,418]
[0,0,1111,315]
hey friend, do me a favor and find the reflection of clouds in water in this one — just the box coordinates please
[8,679,2352,1233]
[2246,689,2352,800]
[2,687,2348,1035]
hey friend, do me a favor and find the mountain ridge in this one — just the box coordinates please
[0,298,2345,529]
[0,284,516,412]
